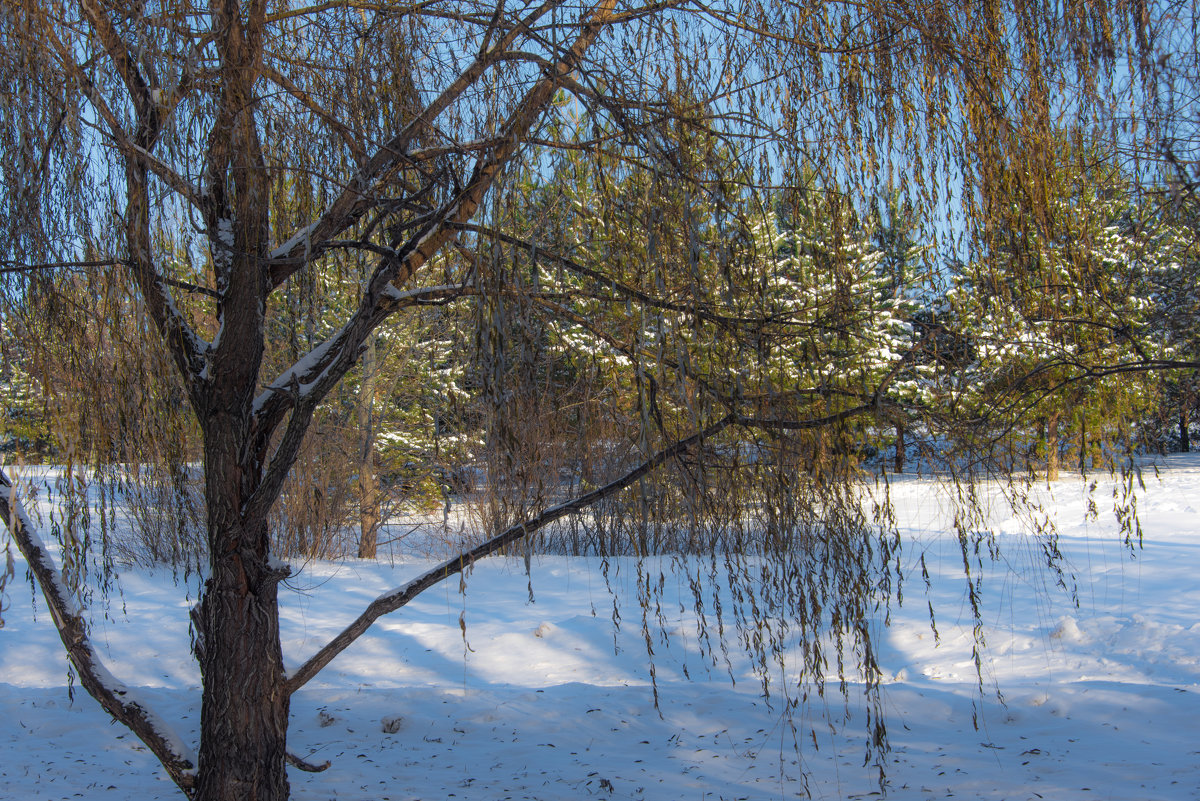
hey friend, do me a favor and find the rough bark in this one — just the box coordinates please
[193,541,290,801]
[193,418,291,801]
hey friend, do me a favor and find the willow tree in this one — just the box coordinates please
[0,1,1167,800]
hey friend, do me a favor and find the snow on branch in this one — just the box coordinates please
[0,468,198,797]
[380,283,475,306]
[246,284,473,521]
[252,319,352,417]
[251,284,470,421]
[284,411,737,694]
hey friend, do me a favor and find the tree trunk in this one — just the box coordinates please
[194,425,290,801]
[357,335,380,559]
[358,469,380,559]
[1045,413,1060,482]
[894,423,905,474]
[1181,408,1190,453]
[1078,416,1087,473]
[195,544,290,801]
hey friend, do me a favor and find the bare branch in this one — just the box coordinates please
[735,402,879,431]
[265,0,563,284]
[39,15,206,214]
[39,9,209,392]
[452,221,768,330]
[244,284,475,519]
[79,0,162,142]
[284,411,737,694]
[264,0,443,26]
[286,751,331,772]
[261,63,367,164]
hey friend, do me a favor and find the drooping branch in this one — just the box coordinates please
[968,355,1200,430]
[529,295,905,421]
[124,172,211,401]
[247,284,473,476]
[283,391,893,695]
[44,7,211,397]
[0,259,219,297]
[264,26,614,416]
[451,221,769,331]
[241,282,477,521]
[0,469,197,797]
[260,63,368,164]
[284,411,737,694]
[735,402,880,431]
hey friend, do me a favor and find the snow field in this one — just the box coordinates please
[3,456,1200,800]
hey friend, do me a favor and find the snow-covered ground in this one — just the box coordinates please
[3,456,1199,800]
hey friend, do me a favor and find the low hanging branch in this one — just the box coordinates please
[283,341,912,695]
[0,468,198,797]
[285,411,737,694]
